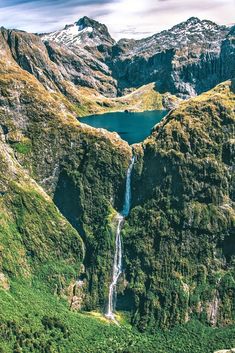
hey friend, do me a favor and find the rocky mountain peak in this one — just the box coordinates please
[182,16,218,27]
[42,16,115,48]
[75,16,105,31]
[168,16,226,37]
[116,17,230,59]
[185,16,201,24]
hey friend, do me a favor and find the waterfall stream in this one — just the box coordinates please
[106,156,135,320]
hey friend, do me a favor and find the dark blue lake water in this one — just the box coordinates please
[80,110,167,144]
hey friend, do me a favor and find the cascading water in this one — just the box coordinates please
[106,156,135,320]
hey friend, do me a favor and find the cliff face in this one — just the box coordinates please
[0,26,117,102]
[0,40,132,309]
[2,17,234,106]
[110,20,234,98]
[122,81,235,330]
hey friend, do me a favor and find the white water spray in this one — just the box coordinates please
[106,156,135,320]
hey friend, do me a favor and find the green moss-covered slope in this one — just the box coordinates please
[122,80,235,331]
[0,138,84,299]
[0,53,132,310]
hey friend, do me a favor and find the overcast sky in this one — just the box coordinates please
[0,0,234,39]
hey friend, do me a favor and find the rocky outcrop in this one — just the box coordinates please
[0,273,9,290]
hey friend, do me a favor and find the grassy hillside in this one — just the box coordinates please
[76,83,180,116]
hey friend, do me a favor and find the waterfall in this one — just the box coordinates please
[122,156,135,217]
[106,214,124,319]
[106,156,135,320]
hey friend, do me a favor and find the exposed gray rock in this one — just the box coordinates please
[1,17,234,101]
[42,16,115,48]
[110,18,234,98]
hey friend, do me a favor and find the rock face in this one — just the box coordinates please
[110,18,234,97]
[0,26,117,100]
[122,81,235,330]
[2,17,234,104]
[40,16,234,99]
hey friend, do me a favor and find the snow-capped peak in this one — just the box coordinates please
[116,17,230,58]
[75,16,101,31]
[41,16,114,48]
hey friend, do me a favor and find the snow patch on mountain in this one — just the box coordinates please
[117,17,230,58]
[43,24,93,46]
[41,16,115,48]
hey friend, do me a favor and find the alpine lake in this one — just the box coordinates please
[80,110,168,144]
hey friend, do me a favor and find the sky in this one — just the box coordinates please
[0,0,234,39]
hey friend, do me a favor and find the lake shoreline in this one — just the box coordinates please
[79,110,168,144]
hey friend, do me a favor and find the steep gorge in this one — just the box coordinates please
[0,16,234,345]
[0,39,234,330]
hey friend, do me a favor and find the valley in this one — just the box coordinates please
[0,13,234,353]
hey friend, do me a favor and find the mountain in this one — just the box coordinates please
[42,16,115,48]
[0,45,132,305]
[0,24,178,113]
[115,17,229,57]
[40,16,235,98]
[0,14,234,352]
[1,17,234,106]
[111,17,234,97]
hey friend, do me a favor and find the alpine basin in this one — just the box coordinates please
[80,110,168,144]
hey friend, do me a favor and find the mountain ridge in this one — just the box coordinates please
[41,16,230,46]
[1,16,234,101]
[40,16,235,98]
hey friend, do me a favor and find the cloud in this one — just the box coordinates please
[0,0,113,7]
[0,0,234,39]
[101,0,235,39]
[0,0,115,33]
